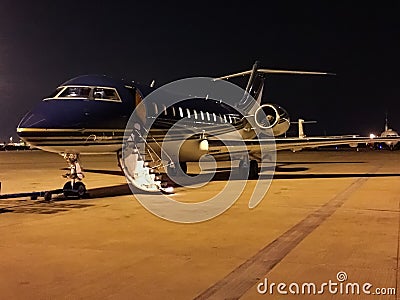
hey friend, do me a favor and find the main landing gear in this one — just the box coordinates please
[62,153,87,198]
[239,159,259,180]
[166,161,188,176]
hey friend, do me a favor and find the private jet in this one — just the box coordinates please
[17,61,400,197]
[380,114,399,150]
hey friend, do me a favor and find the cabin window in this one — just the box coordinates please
[223,115,227,123]
[212,113,217,122]
[193,110,198,119]
[186,108,191,118]
[170,106,176,117]
[162,104,167,116]
[206,112,210,121]
[93,87,120,101]
[58,87,91,98]
[179,107,183,118]
[200,111,204,120]
[231,116,239,124]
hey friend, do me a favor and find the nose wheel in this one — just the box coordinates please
[63,181,87,198]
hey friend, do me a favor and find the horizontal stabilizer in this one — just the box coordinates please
[214,69,334,81]
[292,120,317,124]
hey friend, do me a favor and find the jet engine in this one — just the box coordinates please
[254,103,290,136]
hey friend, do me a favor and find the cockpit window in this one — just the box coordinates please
[93,87,120,101]
[59,87,91,98]
[46,86,122,102]
[45,87,63,99]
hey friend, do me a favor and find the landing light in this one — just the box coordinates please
[369,133,376,139]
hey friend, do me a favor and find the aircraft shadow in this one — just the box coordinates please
[60,168,124,177]
[179,170,400,185]
[274,161,362,172]
[268,173,400,180]
[53,163,400,198]
[277,161,365,165]
[51,183,154,200]
[83,169,124,176]
[80,161,366,177]
[275,166,308,172]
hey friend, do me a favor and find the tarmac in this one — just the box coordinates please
[0,149,399,299]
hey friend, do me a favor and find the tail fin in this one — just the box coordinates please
[385,112,389,131]
[292,119,317,138]
[213,61,265,112]
[240,61,265,112]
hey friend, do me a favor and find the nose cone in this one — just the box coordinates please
[18,101,86,130]
[17,101,86,149]
[18,110,46,130]
[17,107,48,146]
[17,114,47,151]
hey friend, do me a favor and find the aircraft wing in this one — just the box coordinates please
[207,136,400,155]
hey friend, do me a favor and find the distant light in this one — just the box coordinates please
[369,133,376,139]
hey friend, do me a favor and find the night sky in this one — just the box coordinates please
[1,1,399,141]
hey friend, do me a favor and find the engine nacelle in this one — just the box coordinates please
[254,103,290,136]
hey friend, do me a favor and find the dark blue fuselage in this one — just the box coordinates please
[17,74,244,154]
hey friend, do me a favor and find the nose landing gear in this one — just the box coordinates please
[62,153,87,198]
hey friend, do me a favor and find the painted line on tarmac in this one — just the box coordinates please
[194,171,377,300]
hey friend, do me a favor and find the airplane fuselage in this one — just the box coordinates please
[17,74,291,160]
